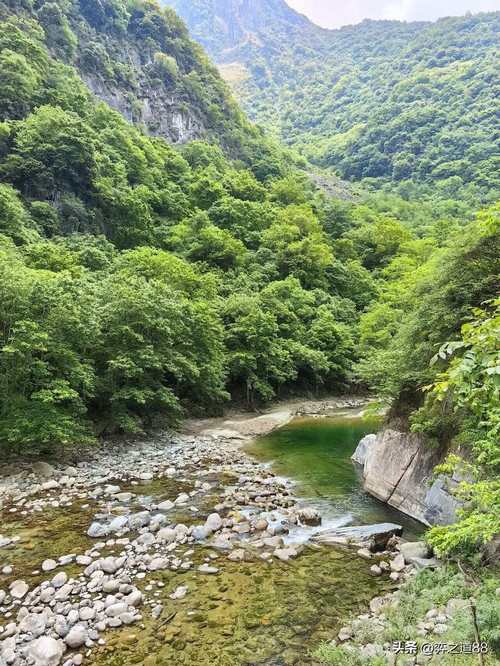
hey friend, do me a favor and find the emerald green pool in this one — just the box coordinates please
[248,413,425,540]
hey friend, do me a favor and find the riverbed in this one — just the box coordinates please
[0,402,412,666]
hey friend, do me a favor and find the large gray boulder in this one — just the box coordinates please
[409,556,441,570]
[26,637,65,666]
[424,476,462,525]
[312,522,403,548]
[359,428,461,526]
[399,541,430,563]
[351,434,377,466]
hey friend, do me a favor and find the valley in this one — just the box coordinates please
[0,0,498,664]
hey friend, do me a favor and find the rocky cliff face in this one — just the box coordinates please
[80,67,204,145]
[1,0,257,151]
[162,0,316,59]
[352,429,462,526]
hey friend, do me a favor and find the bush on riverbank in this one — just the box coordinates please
[357,208,499,559]
[315,565,500,665]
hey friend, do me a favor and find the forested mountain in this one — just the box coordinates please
[165,0,500,205]
[162,0,323,55]
[0,0,288,165]
[0,0,383,448]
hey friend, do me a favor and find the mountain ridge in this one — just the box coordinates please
[163,0,500,204]
[0,0,288,167]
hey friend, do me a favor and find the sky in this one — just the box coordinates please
[286,0,500,29]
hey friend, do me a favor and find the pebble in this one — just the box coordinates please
[42,558,58,572]
[152,605,163,619]
[65,624,88,648]
[338,626,353,642]
[0,399,408,666]
[51,571,68,589]
[197,564,219,574]
[273,546,298,561]
[169,585,188,600]
[88,522,109,538]
[9,580,29,599]
[204,513,223,533]
[390,554,405,572]
[157,500,174,511]
[26,636,64,665]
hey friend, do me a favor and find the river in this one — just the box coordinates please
[0,406,422,666]
[247,411,425,541]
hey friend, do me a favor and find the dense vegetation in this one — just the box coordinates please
[316,565,500,664]
[357,204,499,557]
[0,0,288,165]
[167,1,500,207]
[164,0,500,562]
[0,3,387,451]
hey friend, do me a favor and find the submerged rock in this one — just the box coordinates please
[197,564,219,574]
[191,525,211,541]
[109,515,129,533]
[128,511,151,530]
[274,546,298,561]
[87,522,109,538]
[312,523,403,548]
[157,499,174,511]
[169,585,188,600]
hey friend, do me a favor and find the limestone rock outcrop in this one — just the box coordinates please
[352,429,462,526]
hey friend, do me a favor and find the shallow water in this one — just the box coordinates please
[0,412,413,665]
[247,413,425,541]
[91,545,392,666]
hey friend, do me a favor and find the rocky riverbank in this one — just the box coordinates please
[0,398,428,666]
[352,430,462,527]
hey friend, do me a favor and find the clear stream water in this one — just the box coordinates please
[2,411,423,665]
[247,411,425,541]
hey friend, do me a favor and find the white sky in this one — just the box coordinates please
[286,0,500,28]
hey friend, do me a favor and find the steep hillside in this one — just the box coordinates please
[165,0,500,204]
[163,0,320,57]
[0,0,284,165]
[0,0,381,447]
